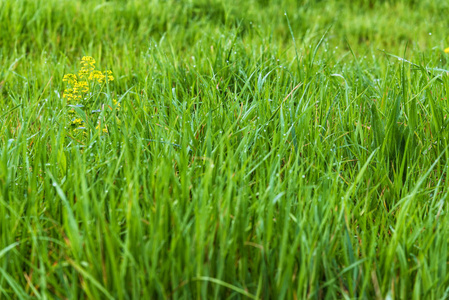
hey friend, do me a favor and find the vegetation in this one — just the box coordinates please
[1,0,449,298]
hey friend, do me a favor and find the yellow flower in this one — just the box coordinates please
[89,70,105,82]
[71,118,83,126]
[81,56,96,67]
[63,74,77,85]
[63,56,116,137]
[105,70,114,82]
[444,47,449,53]
[73,80,89,93]
[112,99,121,111]
[78,56,96,79]
[96,123,108,133]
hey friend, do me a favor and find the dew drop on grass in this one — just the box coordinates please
[302,175,305,178]
[52,183,57,187]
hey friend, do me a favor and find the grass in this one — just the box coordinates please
[1,0,449,298]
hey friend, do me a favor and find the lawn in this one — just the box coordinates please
[1,0,449,298]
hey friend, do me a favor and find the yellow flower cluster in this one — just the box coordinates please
[63,56,114,103]
[62,76,88,102]
[71,118,86,129]
[88,70,113,83]
[79,56,95,78]
[96,123,108,133]
[73,118,83,126]
[63,56,118,137]
[112,99,121,111]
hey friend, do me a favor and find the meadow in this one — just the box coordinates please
[1,0,449,298]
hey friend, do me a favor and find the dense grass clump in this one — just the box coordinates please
[2,0,449,298]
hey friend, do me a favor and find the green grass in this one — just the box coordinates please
[2,0,449,298]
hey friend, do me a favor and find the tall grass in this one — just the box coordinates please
[1,0,449,298]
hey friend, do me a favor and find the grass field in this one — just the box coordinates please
[2,0,449,298]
